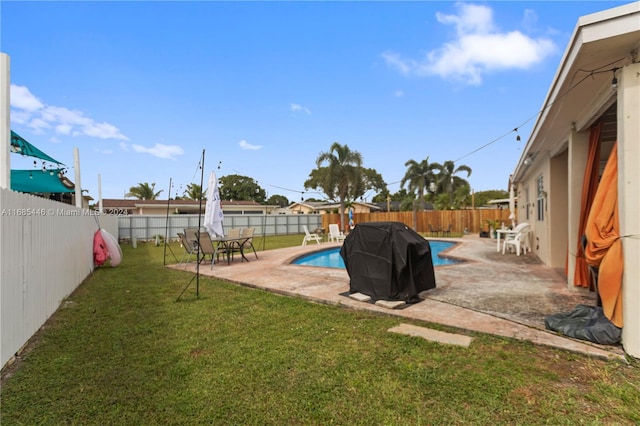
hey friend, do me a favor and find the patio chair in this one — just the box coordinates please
[328,223,346,243]
[302,225,322,246]
[240,227,259,259]
[428,224,440,237]
[178,231,199,266]
[196,230,218,269]
[443,224,453,237]
[217,227,242,263]
[502,224,531,256]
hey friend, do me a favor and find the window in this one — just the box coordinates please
[536,176,545,222]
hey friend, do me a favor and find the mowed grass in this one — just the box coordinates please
[1,236,639,425]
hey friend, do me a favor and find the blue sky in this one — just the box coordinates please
[2,1,630,202]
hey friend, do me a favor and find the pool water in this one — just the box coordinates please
[293,241,459,268]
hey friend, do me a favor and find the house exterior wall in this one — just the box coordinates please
[518,156,551,264]
[619,63,640,357]
[549,150,569,269]
[566,129,590,285]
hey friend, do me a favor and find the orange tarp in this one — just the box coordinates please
[573,123,601,288]
[585,142,623,327]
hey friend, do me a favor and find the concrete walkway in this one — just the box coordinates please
[170,235,625,361]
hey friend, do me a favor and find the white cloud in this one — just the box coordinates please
[131,143,184,160]
[11,85,44,111]
[290,103,311,115]
[382,3,557,85]
[239,139,262,150]
[94,147,113,155]
[10,84,130,140]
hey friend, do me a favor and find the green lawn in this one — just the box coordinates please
[1,237,638,425]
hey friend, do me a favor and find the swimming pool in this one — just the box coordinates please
[292,241,460,268]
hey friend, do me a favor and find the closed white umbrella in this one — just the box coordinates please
[204,171,224,238]
[508,183,516,227]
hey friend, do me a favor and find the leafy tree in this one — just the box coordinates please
[401,157,441,207]
[126,182,163,200]
[305,142,376,232]
[401,157,441,228]
[372,188,415,211]
[218,174,266,202]
[433,160,472,209]
[371,190,390,204]
[266,194,289,207]
[183,183,204,201]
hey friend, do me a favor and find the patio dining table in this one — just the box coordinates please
[213,236,253,265]
[495,229,518,252]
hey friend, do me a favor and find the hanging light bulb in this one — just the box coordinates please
[611,68,618,90]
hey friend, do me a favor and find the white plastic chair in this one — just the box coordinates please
[302,225,322,245]
[502,224,531,256]
[328,223,346,243]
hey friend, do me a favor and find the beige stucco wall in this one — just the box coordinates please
[619,63,640,357]
[522,157,551,264]
[566,130,590,286]
[549,150,569,269]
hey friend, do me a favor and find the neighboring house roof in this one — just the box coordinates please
[100,199,264,208]
[98,198,275,214]
[372,201,431,211]
[287,200,381,213]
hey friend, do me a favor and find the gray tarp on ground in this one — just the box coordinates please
[340,222,436,303]
[544,304,621,345]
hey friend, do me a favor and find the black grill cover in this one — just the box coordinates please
[339,222,436,303]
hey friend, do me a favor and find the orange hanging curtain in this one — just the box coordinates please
[573,123,601,288]
[585,141,623,327]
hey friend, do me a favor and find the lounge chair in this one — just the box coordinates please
[302,225,322,246]
[502,224,531,256]
[328,223,346,243]
[428,224,441,237]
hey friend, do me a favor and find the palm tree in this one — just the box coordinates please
[183,183,204,201]
[314,142,363,232]
[434,160,472,209]
[126,182,163,200]
[401,157,440,228]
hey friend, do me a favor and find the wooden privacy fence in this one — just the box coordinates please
[322,209,512,235]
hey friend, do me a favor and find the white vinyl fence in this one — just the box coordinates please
[1,188,117,368]
[118,213,322,242]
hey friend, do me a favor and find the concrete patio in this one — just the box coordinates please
[170,235,626,361]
